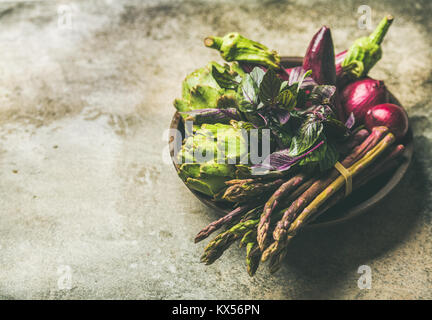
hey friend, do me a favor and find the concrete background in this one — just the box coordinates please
[0,0,430,299]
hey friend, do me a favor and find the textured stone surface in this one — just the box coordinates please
[0,0,430,299]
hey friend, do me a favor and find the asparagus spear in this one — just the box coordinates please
[200,218,260,265]
[222,178,286,203]
[194,204,251,243]
[246,242,262,276]
[257,173,309,250]
[237,229,261,276]
[340,129,370,155]
[195,168,294,242]
[200,205,290,273]
[265,132,396,270]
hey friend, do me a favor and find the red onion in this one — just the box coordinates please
[365,103,409,140]
[340,77,389,123]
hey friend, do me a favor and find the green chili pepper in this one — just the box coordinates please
[341,15,393,79]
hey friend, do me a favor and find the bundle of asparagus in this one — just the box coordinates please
[196,127,405,275]
[173,16,408,275]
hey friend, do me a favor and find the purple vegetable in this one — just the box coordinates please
[303,26,336,86]
[239,62,266,74]
[288,66,317,88]
[340,78,389,123]
[180,108,240,124]
[335,50,348,79]
[303,26,348,121]
[345,112,355,129]
[364,103,408,140]
[272,109,291,125]
[252,140,325,171]
[239,62,290,81]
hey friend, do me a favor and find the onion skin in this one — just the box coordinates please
[341,77,389,122]
[365,103,409,140]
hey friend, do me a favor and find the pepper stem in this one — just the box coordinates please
[204,36,223,50]
[369,15,394,45]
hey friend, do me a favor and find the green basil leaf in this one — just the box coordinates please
[318,141,339,171]
[237,73,259,112]
[259,68,282,106]
[296,89,308,109]
[288,118,323,156]
[323,117,349,139]
[298,140,327,166]
[270,122,293,148]
[279,81,289,92]
[250,67,265,88]
[277,87,297,110]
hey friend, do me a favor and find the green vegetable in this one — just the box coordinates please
[177,121,253,197]
[341,15,393,79]
[236,67,299,123]
[288,115,323,156]
[298,140,339,171]
[204,33,280,69]
[287,105,341,171]
[237,71,261,113]
[174,61,244,112]
[259,68,282,106]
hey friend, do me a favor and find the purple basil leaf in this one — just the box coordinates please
[180,108,240,124]
[288,66,317,88]
[239,62,267,74]
[345,112,355,129]
[272,108,291,125]
[288,67,302,85]
[309,85,336,105]
[256,148,294,171]
[252,140,325,171]
[256,111,268,126]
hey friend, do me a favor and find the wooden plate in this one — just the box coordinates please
[169,56,414,229]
